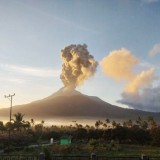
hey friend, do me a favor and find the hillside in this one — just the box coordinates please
[0,88,160,121]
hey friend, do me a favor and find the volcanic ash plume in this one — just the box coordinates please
[60,44,98,88]
[100,48,139,80]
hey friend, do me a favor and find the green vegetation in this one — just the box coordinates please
[0,113,160,156]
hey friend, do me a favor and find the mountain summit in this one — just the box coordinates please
[0,88,160,121]
[43,87,82,100]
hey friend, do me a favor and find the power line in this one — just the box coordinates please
[4,93,15,122]
[4,93,15,153]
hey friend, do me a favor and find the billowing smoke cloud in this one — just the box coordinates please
[100,48,139,80]
[60,44,98,89]
[100,48,159,112]
[149,43,160,57]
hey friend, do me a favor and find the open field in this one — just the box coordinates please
[7,143,160,157]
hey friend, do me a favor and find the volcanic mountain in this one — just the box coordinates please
[0,87,160,121]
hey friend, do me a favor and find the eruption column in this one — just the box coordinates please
[60,44,98,89]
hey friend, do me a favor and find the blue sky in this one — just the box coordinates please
[0,0,160,112]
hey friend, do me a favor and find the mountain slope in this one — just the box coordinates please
[0,88,160,121]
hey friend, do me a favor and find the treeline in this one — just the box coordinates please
[0,113,160,152]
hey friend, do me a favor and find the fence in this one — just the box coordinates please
[0,155,38,160]
[50,155,160,160]
[0,154,160,160]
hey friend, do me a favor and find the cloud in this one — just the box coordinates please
[117,86,160,112]
[0,64,60,77]
[100,48,139,80]
[117,67,159,112]
[149,43,160,57]
[125,68,155,93]
[0,77,25,84]
[100,48,159,112]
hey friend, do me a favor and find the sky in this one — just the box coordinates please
[0,0,160,112]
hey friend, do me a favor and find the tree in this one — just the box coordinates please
[150,128,160,146]
[85,124,90,130]
[5,121,14,130]
[141,120,148,130]
[74,128,88,140]
[75,123,83,129]
[122,122,127,127]
[30,118,35,127]
[136,116,142,125]
[103,118,110,129]
[147,116,157,129]
[0,121,6,133]
[135,116,148,129]
[24,121,31,130]
[13,112,28,132]
[41,120,45,125]
[112,120,117,128]
[105,118,110,124]
[95,120,103,129]
[103,123,108,129]
[126,119,133,128]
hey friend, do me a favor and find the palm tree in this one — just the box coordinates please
[147,116,157,129]
[136,116,142,128]
[24,121,31,130]
[85,124,90,129]
[30,118,35,127]
[105,118,110,124]
[95,120,103,129]
[141,120,148,130]
[41,120,45,125]
[103,123,108,129]
[103,118,110,129]
[123,121,127,127]
[75,123,83,129]
[5,121,14,131]
[0,121,6,133]
[126,119,133,128]
[13,112,26,132]
[112,120,117,128]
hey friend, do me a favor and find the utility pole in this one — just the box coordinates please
[4,93,15,153]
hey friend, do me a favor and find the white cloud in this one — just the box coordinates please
[0,64,60,77]
[0,77,24,84]
[149,43,160,57]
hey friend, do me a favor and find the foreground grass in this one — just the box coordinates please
[106,144,160,157]
[122,145,160,156]
[9,144,160,157]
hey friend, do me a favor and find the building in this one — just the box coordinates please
[60,135,71,145]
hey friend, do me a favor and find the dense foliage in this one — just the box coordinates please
[0,113,160,154]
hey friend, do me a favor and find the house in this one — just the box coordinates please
[60,135,71,145]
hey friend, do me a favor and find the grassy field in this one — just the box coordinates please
[9,143,160,157]
[105,144,160,156]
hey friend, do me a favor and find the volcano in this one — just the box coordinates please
[0,88,160,121]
